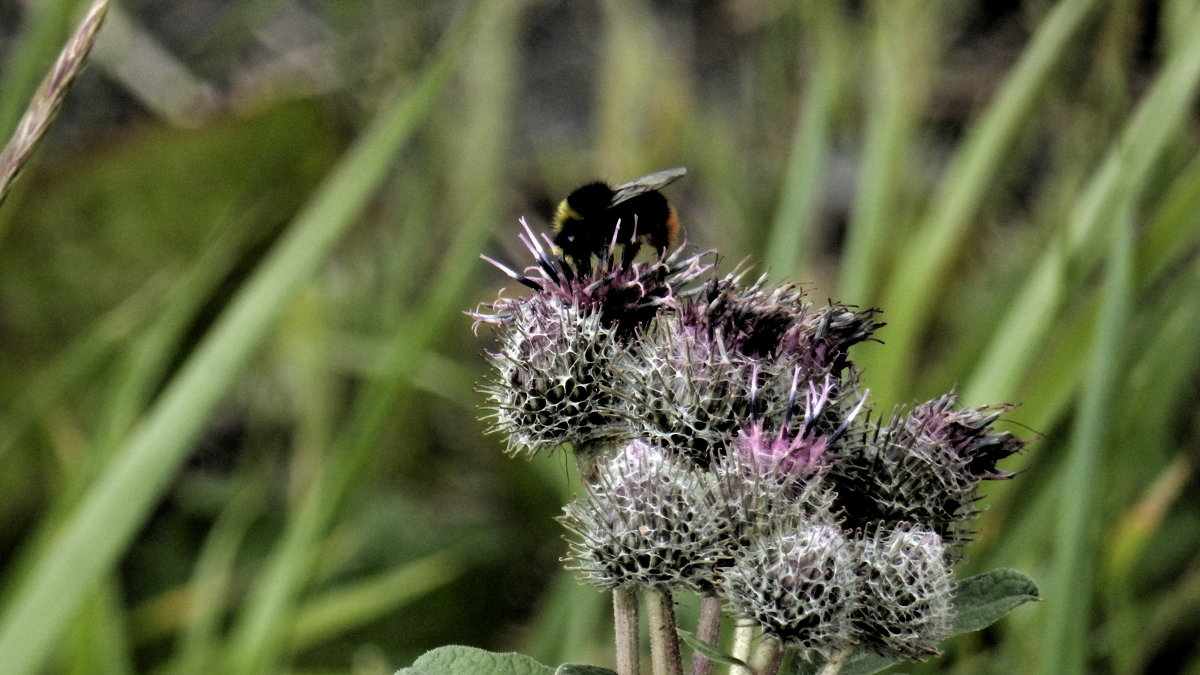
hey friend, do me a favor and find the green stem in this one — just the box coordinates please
[729,618,754,675]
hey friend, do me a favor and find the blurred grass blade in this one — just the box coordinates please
[838,0,936,305]
[1118,257,1200,450]
[1038,178,1134,675]
[163,465,268,674]
[596,0,660,177]
[66,580,134,675]
[963,5,1200,405]
[0,3,482,671]
[1,188,304,649]
[0,0,110,208]
[288,550,465,652]
[1104,455,1193,586]
[0,272,169,458]
[86,4,220,126]
[859,0,1099,407]
[972,144,1200,437]
[764,0,844,281]
[523,573,610,667]
[960,243,1066,405]
[223,1,512,670]
[1135,151,1200,286]
[89,210,278,460]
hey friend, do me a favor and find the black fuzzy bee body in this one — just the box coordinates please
[552,167,685,270]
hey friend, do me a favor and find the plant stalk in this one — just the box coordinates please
[691,594,723,675]
[614,586,640,675]
[751,636,782,675]
[729,618,754,675]
[647,587,683,675]
[0,0,111,207]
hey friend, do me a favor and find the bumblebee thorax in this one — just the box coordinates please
[564,182,616,219]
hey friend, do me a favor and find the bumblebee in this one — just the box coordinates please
[552,167,685,270]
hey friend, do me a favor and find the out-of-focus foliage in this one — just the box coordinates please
[0,1,1198,673]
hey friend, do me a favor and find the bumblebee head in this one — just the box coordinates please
[552,182,614,259]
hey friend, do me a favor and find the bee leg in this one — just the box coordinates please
[620,241,642,267]
[575,255,593,275]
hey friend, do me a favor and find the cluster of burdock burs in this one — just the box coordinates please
[471,221,1026,663]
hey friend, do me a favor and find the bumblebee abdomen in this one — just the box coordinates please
[612,191,674,252]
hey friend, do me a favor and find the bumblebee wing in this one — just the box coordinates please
[610,166,686,205]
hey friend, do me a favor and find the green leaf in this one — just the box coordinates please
[952,568,1041,633]
[839,652,896,675]
[399,646,554,675]
[678,628,749,668]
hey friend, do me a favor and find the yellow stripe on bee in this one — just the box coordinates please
[553,200,582,230]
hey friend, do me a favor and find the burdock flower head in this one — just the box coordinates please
[671,274,880,442]
[559,439,725,591]
[609,315,755,465]
[471,220,711,456]
[828,393,1027,557]
[722,519,859,658]
[852,523,954,659]
[472,188,1033,672]
[607,274,878,468]
[735,370,867,479]
[680,273,883,369]
[706,368,863,533]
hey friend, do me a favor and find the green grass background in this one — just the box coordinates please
[1,0,1199,673]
